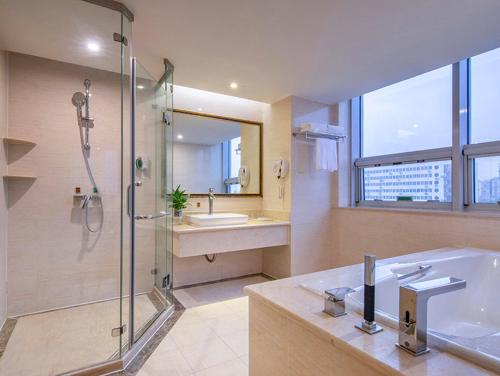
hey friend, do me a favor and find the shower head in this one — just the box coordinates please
[72,92,86,107]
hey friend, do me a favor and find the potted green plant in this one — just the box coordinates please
[172,185,189,224]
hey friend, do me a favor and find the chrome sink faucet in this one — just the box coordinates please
[397,276,466,356]
[208,188,215,215]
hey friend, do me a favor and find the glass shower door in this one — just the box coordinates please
[130,59,174,342]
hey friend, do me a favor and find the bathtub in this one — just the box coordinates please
[300,248,500,372]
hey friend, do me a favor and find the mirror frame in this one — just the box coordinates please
[173,108,263,197]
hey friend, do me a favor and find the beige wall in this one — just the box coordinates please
[331,207,500,266]
[261,98,292,278]
[0,50,8,326]
[5,53,154,316]
[290,97,337,275]
[240,124,260,194]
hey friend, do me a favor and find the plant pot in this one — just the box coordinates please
[173,209,183,225]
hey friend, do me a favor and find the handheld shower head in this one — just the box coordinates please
[72,92,86,107]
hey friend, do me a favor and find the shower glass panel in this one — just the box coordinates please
[0,0,131,374]
[131,60,174,342]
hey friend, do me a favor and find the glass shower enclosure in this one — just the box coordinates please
[129,58,175,347]
[0,0,174,374]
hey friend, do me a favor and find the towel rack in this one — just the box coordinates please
[292,128,346,142]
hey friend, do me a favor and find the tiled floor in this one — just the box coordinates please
[173,275,269,308]
[137,275,270,376]
[0,293,161,376]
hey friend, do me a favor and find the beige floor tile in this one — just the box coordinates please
[190,301,234,320]
[168,320,216,348]
[137,349,193,376]
[174,276,270,309]
[179,337,238,372]
[220,330,249,357]
[152,335,177,356]
[239,354,249,366]
[175,309,202,325]
[209,314,248,336]
[193,358,247,376]
[222,296,249,313]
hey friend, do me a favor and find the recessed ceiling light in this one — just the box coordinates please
[137,85,145,90]
[197,107,203,111]
[230,82,238,89]
[87,42,100,52]
[177,134,184,140]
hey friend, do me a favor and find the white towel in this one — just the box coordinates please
[315,138,337,172]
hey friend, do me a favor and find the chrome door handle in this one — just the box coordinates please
[127,185,132,217]
[134,211,170,220]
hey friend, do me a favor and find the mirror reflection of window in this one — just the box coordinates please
[173,111,261,195]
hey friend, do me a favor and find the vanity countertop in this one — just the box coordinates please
[244,248,497,376]
[173,218,290,234]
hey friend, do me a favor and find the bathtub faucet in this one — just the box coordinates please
[397,276,466,356]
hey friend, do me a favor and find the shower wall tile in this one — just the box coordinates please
[6,53,155,316]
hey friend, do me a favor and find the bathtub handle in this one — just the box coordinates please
[323,287,355,317]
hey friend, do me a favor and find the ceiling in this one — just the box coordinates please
[123,0,500,104]
[0,0,125,74]
[2,1,500,105]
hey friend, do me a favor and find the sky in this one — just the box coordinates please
[362,47,500,181]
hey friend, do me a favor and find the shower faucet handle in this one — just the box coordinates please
[323,287,355,317]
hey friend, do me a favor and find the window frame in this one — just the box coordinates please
[351,56,500,211]
[463,141,500,209]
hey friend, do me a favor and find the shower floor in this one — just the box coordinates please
[0,293,162,376]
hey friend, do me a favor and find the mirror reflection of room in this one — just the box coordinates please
[173,110,261,195]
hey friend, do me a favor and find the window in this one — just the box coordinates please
[353,47,500,210]
[355,66,453,206]
[473,156,500,204]
[466,47,500,207]
[470,48,500,144]
[362,66,452,157]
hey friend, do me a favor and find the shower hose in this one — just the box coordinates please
[76,107,104,233]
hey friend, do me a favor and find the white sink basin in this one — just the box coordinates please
[186,213,249,227]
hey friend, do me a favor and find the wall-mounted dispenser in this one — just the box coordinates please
[273,158,289,199]
[238,165,250,187]
[135,155,151,177]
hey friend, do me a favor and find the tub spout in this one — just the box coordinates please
[397,276,466,356]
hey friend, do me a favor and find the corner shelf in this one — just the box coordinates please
[2,137,37,147]
[3,175,37,180]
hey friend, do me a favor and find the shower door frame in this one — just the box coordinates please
[121,56,175,368]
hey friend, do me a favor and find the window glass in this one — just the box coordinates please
[474,156,500,204]
[470,47,500,144]
[362,66,452,157]
[362,160,452,202]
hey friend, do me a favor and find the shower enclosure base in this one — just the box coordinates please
[0,293,170,376]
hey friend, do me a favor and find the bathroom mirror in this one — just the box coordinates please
[173,109,262,196]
